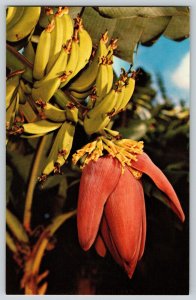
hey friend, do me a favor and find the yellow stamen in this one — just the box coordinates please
[72,137,144,179]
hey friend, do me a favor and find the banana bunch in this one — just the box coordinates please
[84,69,136,135]
[6,7,41,42]
[29,10,92,105]
[6,6,138,173]
[40,121,75,179]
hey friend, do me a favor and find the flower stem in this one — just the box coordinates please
[23,136,49,233]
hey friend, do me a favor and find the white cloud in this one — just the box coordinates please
[171,52,190,90]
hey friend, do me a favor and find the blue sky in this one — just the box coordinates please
[113,36,190,104]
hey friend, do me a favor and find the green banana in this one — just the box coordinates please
[6,7,24,30]
[6,6,41,42]
[6,44,33,83]
[23,41,35,64]
[38,102,67,122]
[6,74,20,109]
[84,89,118,135]
[54,89,78,123]
[70,17,92,79]
[59,36,79,87]
[33,22,54,80]
[22,119,62,135]
[69,31,108,93]
[46,10,64,73]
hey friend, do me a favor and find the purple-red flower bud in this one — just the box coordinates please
[77,153,185,278]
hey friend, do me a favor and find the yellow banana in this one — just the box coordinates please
[95,59,108,104]
[59,35,79,87]
[33,41,71,88]
[105,39,118,94]
[32,75,66,103]
[55,121,75,168]
[54,89,78,123]
[106,60,114,94]
[38,102,67,122]
[69,31,108,93]
[113,83,126,112]
[33,22,54,80]
[6,7,41,42]
[84,89,118,135]
[70,89,91,100]
[42,120,74,175]
[116,75,135,112]
[62,8,74,44]
[46,10,64,73]
[6,74,20,109]
[6,7,24,30]
[70,17,92,79]
[42,126,65,176]
[22,119,62,135]
[23,41,35,64]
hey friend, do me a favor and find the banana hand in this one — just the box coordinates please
[69,16,92,80]
[69,31,108,93]
[6,7,41,42]
[84,89,118,135]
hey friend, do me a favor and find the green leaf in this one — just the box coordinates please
[96,7,189,18]
[82,7,189,63]
[163,15,189,40]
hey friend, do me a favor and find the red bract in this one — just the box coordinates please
[77,153,185,278]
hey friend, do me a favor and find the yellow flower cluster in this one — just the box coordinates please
[72,137,144,178]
